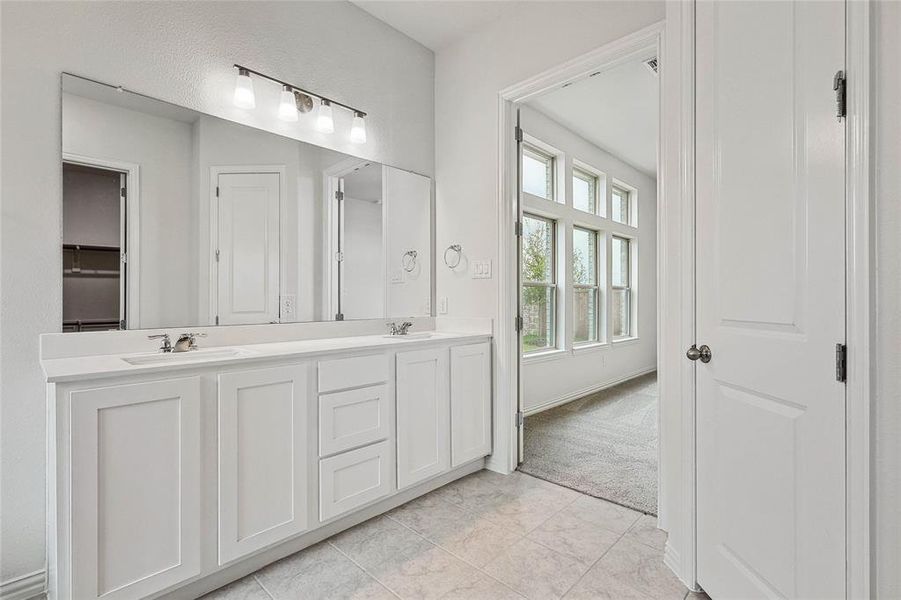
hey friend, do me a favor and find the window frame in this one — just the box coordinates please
[611,234,633,340]
[611,184,633,226]
[521,143,556,202]
[521,212,558,354]
[572,166,599,215]
[572,226,600,346]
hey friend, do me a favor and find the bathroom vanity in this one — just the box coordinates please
[42,328,492,599]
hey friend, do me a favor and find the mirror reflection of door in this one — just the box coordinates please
[62,162,126,332]
[214,172,280,325]
[340,163,385,320]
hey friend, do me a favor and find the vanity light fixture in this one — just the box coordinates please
[316,99,335,133]
[233,67,255,109]
[278,85,298,122]
[350,112,367,144]
[231,64,367,142]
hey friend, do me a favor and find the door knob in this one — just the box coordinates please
[686,344,712,363]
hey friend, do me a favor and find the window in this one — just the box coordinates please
[612,235,632,338]
[572,167,598,214]
[521,214,556,353]
[572,227,599,344]
[522,144,555,200]
[612,185,631,225]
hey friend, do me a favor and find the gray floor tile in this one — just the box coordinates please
[440,574,524,599]
[527,509,622,566]
[483,537,588,600]
[623,513,668,551]
[560,494,642,535]
[368,543,480,600]
[199,576,270,600]
[256,541,369,600]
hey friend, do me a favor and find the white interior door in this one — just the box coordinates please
[216,172,280,325]
[695,2,846,599]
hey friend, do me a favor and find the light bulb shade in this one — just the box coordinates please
[233,69,255,109]
[278,86,298,121]
[350,114,367,144]
[316,100,335,134]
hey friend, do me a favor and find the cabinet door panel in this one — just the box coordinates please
[319,384,390,457]
[319,440,392,521]
[450,342,492,466]
[396,348,449,489]
[70,377,201,600]
[218,364,310,564]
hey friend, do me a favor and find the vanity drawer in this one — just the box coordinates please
[319,385,390,457]
[318,354,389,393]
[319,440,392,521]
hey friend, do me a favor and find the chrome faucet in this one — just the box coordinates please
[387,321,414,336]
[173,332,207,352]
[148,333,172,353]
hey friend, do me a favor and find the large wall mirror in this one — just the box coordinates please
[61,73,431,332]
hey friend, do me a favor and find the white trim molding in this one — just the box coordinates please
[0,569,46,600]
[524,366,656,416]
[845,1,873,597]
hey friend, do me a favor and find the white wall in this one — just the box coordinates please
[63,92,197,328]
[0,0,434,586]
[874,2,901,597]
[519,106,657,413]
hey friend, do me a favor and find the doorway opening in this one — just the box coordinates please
[62,161,128,332]
[511,40,661,516]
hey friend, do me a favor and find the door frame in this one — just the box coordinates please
[494,20,669,490]
[495,4,874,596]
[208,165,286,325]
[62,152,141,329]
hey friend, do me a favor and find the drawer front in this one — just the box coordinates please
[318,354,389,393]
[319,385,390,457]
[319,441,392,522]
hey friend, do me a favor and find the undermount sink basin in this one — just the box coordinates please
[382,332,436,340]
[122,347,255,366]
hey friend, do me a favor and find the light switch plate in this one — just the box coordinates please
[390,269,404,283]
[471,260,492,279]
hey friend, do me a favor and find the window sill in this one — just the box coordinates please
[522,348,568,364]
[612,336,640,346]
[573,342,608,355]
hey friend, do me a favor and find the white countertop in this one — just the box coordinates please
[41,331,491,383]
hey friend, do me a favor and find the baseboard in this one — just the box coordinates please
[524,366,657,416]
[0,570,46,600]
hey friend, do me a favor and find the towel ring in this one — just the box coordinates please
[402,250,418,272]
[444,244,463,269]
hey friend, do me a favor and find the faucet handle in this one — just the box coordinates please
[148,333,172,352]
[177,332,207,351]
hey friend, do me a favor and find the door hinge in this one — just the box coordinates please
[335,312,344,321]
[120,251,127,264]
[120,187,126,199]
[514,220,523,236]
[515,315,523,332]
[215,186,220,197]
[215,315,220,326]
[335,190,344,201]
[215,248,220,262]
[835,343,847,382]
[514,125,523,143]
[119,319,126,330]
[516,411,524,428]
[833,70,846,120]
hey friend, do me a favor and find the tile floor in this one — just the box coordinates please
[203,470,697,600]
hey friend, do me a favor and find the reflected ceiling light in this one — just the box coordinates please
[316,99,335,134]
[350,112,367,144]
[233,68,255,109]
[278,85,298,121]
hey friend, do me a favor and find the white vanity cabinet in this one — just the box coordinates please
[217,364,311,565]
[64,377,202,600]
[450,341,493,466]
[396,347,451,489]
[46,332,492,600]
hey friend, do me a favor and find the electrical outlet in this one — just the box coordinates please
[439,296,448,314]
[280,294,296,321]
[471,260,492,279]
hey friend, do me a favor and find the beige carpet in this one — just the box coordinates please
[519,372,658,515]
